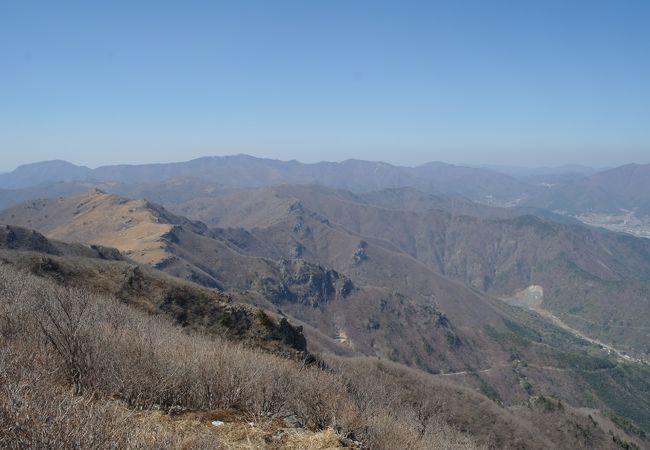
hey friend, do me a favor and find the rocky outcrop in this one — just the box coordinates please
[256,259,354,308]
[159,288,309,356]
[352,240,368,264]
[0,224,61,255]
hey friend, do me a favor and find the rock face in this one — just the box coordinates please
[159,287,309,356]
[0,225,61,255]
[352,241,368,264]
[256,259,352,308]
[0,190,175,265]
[0,224,125,261]
[277,317,307,353]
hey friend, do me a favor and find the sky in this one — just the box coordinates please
[1,0,649,171]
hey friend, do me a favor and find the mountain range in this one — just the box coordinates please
[3,183,650,439]
[2,155,650,448]
[2,155,650,217]
[0,155,533,203]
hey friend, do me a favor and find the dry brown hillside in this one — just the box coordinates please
[0,236,645,449]
[0,190,514,374]
[4,190,650,444]
[0,189,205,265]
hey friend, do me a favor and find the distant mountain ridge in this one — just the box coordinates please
[0,155,532,202]
[525,163,650,214]
[4,156,649,217]
[480,164,602,178]
[0,160,92,189]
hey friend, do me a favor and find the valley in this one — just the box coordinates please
[575,212,650,239]
[502,285,648,364]
[2,157,650,449]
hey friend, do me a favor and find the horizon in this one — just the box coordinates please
[0,153,628,174]
[2,1,650,170]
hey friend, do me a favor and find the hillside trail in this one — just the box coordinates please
[434,361,617,378]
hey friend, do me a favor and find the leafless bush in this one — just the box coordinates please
[0,263,42,340]
[0,263,481,449]
[33,285,102,394]
[0,346,221,449]
[324,355,488,450]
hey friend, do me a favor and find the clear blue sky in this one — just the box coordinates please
[1,0,649,170]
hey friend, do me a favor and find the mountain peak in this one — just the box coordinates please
[0,160,92,189]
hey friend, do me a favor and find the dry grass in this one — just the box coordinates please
[196,421,344,450]
[45,192,174,265]
[0,347,221,449]
[1,261,636,449]
[0,263,482,449]
[0,190,174,265]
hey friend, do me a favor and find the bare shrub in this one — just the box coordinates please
[33,285,102,394]
[0,263,42,340]
[0,263,482,449]
[0,346,220,449]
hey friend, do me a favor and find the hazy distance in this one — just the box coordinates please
[2,1,650,170]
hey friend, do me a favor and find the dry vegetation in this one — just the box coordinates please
[0,190,175,265]
[0,264,483,449]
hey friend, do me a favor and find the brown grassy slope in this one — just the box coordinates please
[1,262,642,450]
[4,191,650,436]
[0,243,308,357]
[0,190,342,292]
[0,189,208,265]
[0,191,514,374]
